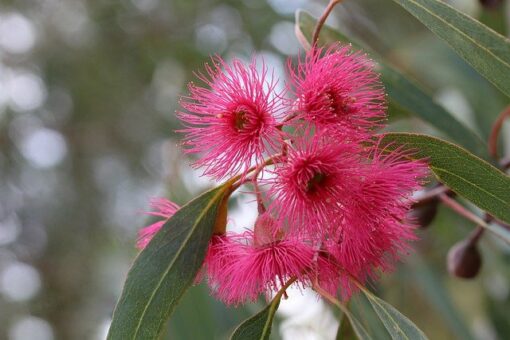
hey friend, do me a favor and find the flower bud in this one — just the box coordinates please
[253,213,283,246]
[479,0,504,9]
[447,240,482,279]
[409,197,439,228]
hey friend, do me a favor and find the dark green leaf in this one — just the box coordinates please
[349,295,392,340]
[408,256,475,340]
[360,287,428,340]
[342,312,374,340]
[380,133,510,229]
[107,185,230,340]
[327,297,375,340]
[295,10,488,159]
[390,0,510,97]
[336,313,355,340]
[230,297,281,340]
[379,67,488,159]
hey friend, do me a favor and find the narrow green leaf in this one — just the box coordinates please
[230,278,299,340]
[390,0,510,97]
[107,185,230,340]
[295,10,488,159]
[380,133,510,228]
[342,312,375,340]
[323,294,374,340]
[230,299,280,340]
[335,314,345,340]
[408,255,475,340]
[360,288,428,340]
[350,295,392,340]
[379,67,488,159]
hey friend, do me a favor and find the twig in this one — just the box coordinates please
[439,194,487,227]
[312,0,344,46]
[251,163,267,214]
[276,276,297,301]
[488,105,510,159]
[312,282,347,312]
[413,185,451,207]
[500,156,510,170]
[466,226,485,246]
[229,155,279,192]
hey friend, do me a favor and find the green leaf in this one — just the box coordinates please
[390,0,510,97]
[317,290,374,340]
[107,185,230,340]
[230,278,298,340]
[336,313,355,340]
[295,10,488,159]
[359,287,428,340]
[349,295,392,340]
[407,255,475,340]
[230,299,280,340]
[342,312,375,340]
[333,303,375,340]
[379,67,488,159]
[380,133,510,229]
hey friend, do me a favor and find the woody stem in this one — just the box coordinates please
[438,194,488,228]
[252,163,267,214]
[488,105,510,159]
[413,184,451,207]
[312,0,344,46]
[312,281,348,312]
[229,155,280,192]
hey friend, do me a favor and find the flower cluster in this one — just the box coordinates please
[138,44,427,305]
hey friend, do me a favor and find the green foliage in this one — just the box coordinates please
[379,67,488,159]
[336,314,354,340]
[381,133,510,229]
[295,10,488,158]
[390,0,510,97]
[230,299,280,340]
[407,256,475,340]
[341,310,375,340]
[107,185,230,340]
[359,286,428,340]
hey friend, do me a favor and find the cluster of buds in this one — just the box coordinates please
[137,44,427,305]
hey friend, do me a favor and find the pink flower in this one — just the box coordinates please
[178,57,284,179]
[288,44,385,135]
[136,198,179,250]
[265,135,426,298]
[325,144,427,296]
[206,214,314,305]
[267,132,362,237]
[201,234,233,286]
[312,251,351,299]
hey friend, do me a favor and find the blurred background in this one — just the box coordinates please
[0,0,509,339]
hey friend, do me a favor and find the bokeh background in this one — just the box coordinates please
[0,0,509,339]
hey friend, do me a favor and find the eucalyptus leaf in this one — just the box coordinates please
[343,312,375,340]
[107,185,230,340]
[230,300,280,340]
[230,278,297,340]
[390,0,510,97]
[295,10,488,159]
[408,256,475,340]
[380,133,510,229]
[322,292,375,340]
[360,288,428,340]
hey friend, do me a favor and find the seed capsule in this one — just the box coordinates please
[479,0,504,9]
[447,240,482,279]
[409,197,439,228]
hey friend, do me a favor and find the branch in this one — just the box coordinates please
[312,0,344,46]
